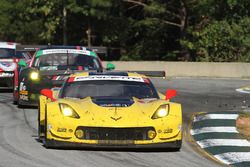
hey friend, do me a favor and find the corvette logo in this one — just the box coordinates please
[110,116,122,121]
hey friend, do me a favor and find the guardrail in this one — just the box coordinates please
[103,61,250,78]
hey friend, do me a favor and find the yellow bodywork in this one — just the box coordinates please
[39,72,182,147]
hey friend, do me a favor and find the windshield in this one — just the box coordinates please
[32,53,101,71]
[0,48,28,59]
[60,80,159,99]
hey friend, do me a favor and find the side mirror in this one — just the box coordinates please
[18,59,27,68]
[40,89,55,101]
[165,90,177,100]
[106,62,115,70]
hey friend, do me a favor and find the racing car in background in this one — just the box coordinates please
[0,42,31,89]
[14,46,115,106]
[39,71,182,150]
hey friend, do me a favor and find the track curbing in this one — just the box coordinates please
[190,112,250,166]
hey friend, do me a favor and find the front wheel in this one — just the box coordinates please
[174,140,182,151]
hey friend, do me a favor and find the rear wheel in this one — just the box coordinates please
[17,97,24,108]
[174,140,182,151]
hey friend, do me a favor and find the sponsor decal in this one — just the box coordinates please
[0,62,16,71]
[40,66,58,71]
[0,59,14,62]
[163,128,173,133]
[20,94,28,101]
[72,75,144,82]
[19,90,28,95]
[0,72,14,77]
[19,82,26,91]
[98,140,134,145]
[41,49,91,56]
[57,128,67,132]
[52,75,68,81]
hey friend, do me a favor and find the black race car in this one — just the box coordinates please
[14,46,115,107]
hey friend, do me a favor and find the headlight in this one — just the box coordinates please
[151,104,169,119]
[30,71,39,81]
[59,103,80,119]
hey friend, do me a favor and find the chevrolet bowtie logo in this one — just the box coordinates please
[111,116,122,121]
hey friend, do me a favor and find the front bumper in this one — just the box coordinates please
[0,73,14,88]
[45,139,182,150]
[18,95,39,106]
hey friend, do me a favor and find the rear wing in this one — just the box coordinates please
[15,45,47,52]
[128,71,166,77]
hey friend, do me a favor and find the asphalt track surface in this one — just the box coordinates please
[0,77,249,167]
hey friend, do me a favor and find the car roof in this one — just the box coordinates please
[0,42,18,49]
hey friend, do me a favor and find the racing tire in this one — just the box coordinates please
[17,98,25,108]
[13,99,17,105]
[173,140,182,152]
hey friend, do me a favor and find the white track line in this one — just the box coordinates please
[236,87,250,94]
[215,152,250,165]
[194,114,238,122]
[197,139,250,148]
[190,126,238,135]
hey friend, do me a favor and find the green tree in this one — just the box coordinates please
[181,0,250,62]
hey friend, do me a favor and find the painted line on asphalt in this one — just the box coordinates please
[197,139,250,148]
[193,119,236,128]
[190,112,250,166]
[236,86,250,94]
[194,114,238,122]
[193,132,242,141]
[205,146,250,155]
[191,127,238,135]
[214,152,250,165]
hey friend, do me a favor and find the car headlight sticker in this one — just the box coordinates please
[151,104,169,119]
[59,103,80,119]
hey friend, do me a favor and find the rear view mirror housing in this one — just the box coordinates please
[40,89,55,101]
[165,90,177,100]
[106,62,115,70]
[18,59,27,68]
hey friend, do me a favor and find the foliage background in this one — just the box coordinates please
[0,0,249,61]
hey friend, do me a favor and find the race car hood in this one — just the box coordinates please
[57,97,168,127]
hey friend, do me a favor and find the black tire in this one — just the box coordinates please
[174,140,182,151]
[17,97,25,108]
[17,102,24,108]
[13,99,17,105]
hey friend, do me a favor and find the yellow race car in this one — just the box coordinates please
[39,71,182,150]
